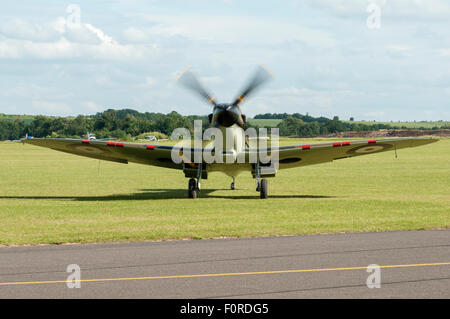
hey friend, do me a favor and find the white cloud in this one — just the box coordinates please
[199,76,223,85]
[83,101,104,113]
[386,45,413,59]
[122,27,150,43]
[386,0,450,18]
[0,18,60,42]
[303,0,450,19]
[0,17,112,45]
[0,17,158,61]
[363,111,386,120]
[1,1,449,121]
[32,100,72,115]
[121,24,187,44]
[64,25,103,45]
[139,76,159,88]
[0,40,20,58]
[387,45,412,51]
[255,86,339,116]
[147,24,187,37]
[83,24,115,45]
[439,49,450,56]
[137,14,336,48]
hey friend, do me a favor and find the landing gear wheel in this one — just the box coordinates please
[230,177,236,190]
[259,179,268,199]
[189,189,198,199]
[188,178,198,199]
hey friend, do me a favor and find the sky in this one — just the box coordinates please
[0,0,449,121]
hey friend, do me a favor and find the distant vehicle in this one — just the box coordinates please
[87,132,96,140]
[145,136,158,141]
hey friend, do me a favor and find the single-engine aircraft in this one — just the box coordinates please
[23,66,438,198]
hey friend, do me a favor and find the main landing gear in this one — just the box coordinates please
[188,178,199,199]
[256,179,268,199]
[188,163,202,199]
[187,163,269,199]
[255,162,268,199]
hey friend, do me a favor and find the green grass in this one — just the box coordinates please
[0,138,449,245]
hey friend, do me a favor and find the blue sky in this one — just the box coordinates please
[1,0,449,121]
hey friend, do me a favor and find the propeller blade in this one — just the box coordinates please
[176,66,217,106]
[232,65,274,106]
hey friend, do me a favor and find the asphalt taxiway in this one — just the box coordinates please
[0,230,449,298]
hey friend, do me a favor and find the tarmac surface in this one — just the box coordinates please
[0,230,449,298]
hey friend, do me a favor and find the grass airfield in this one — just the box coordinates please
[0,138,449,245]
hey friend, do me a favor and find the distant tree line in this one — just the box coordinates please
[0,109,208,140]
[255,112,330,123]
[253,113,450,137]
[275,115,394,136]
[1,109,449,140]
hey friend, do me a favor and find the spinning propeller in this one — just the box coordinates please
[177,65,274,128]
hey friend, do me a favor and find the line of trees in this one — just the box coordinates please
[275,115,392,136]
[254,113,450,137]
[1,109,449,140]
[0,109,209,141]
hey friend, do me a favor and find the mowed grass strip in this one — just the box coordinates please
[0,138,449,245]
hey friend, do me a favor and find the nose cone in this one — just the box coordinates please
[217,109,237,127]
[214,105,245,128]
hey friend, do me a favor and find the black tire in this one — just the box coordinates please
[260,179,268,199]
[188,188,198,199]
[188,178,197,199]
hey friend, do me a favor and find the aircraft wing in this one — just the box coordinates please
[23,137,438,172]
[267,137,438,170]
[22,138,182,170]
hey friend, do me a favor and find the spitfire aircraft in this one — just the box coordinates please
[23,66,437,198]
